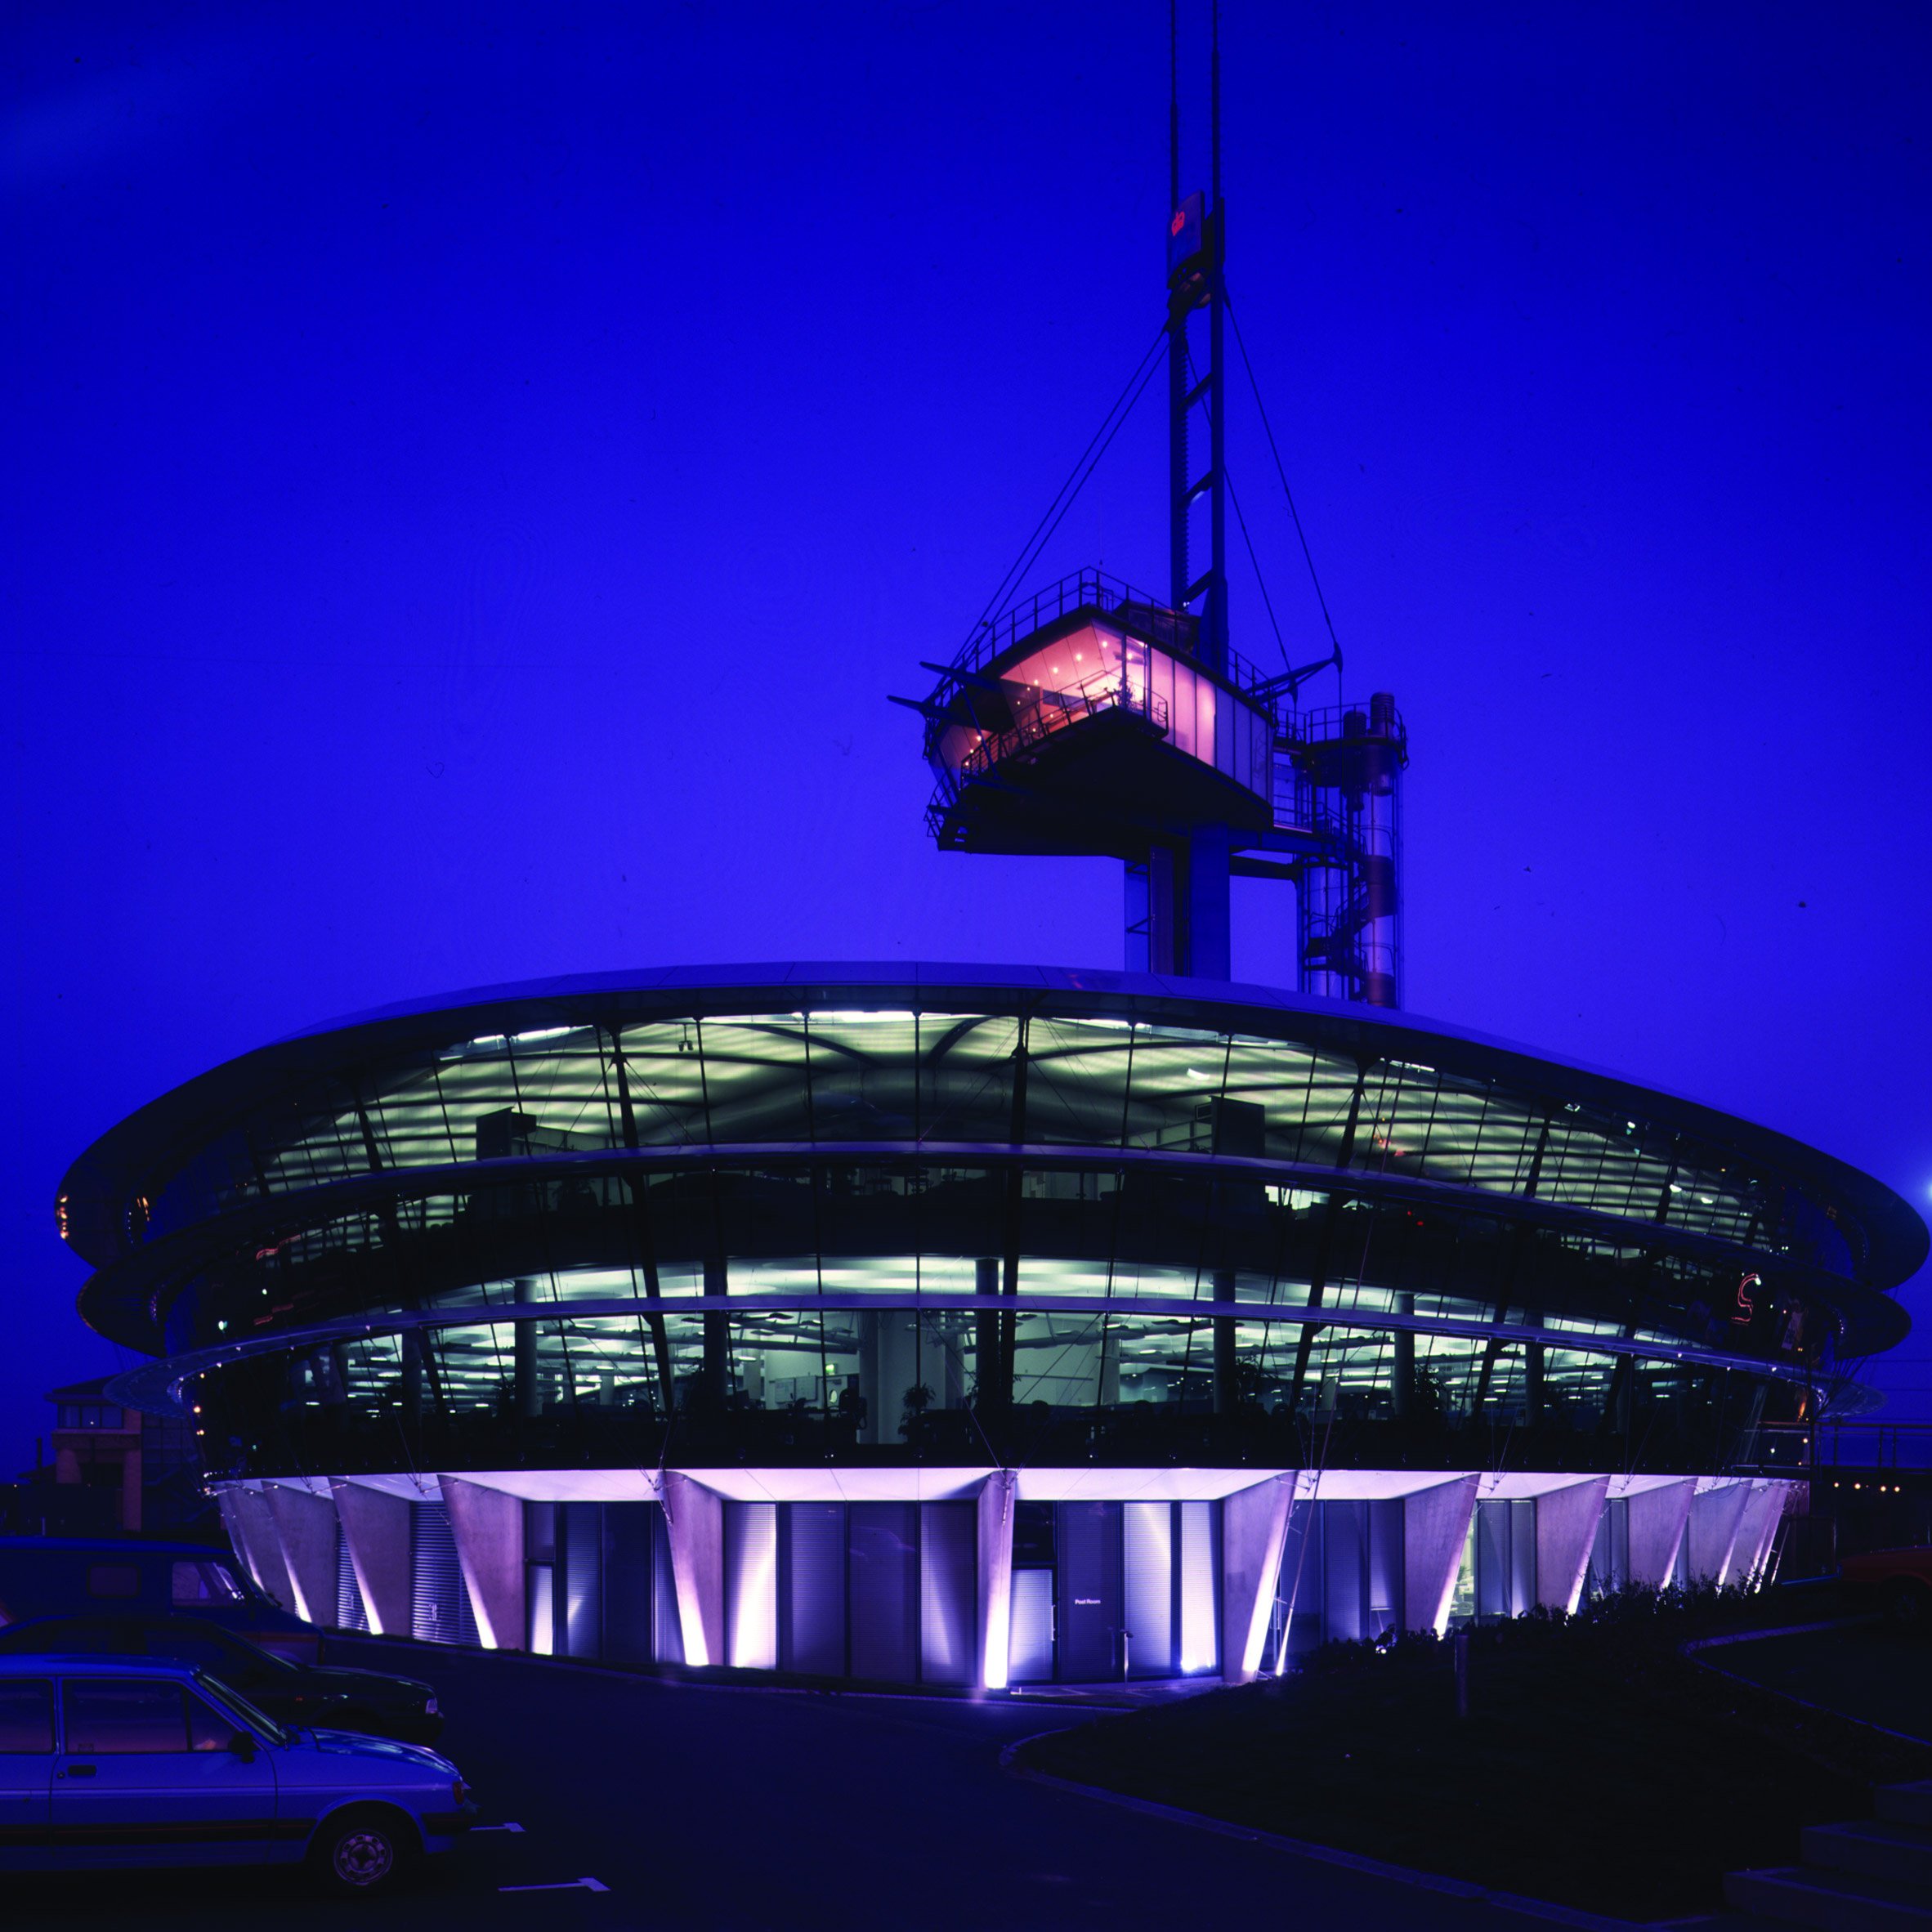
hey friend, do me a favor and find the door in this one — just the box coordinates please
[1122,1502,1174,1678]
[52,1678,278,1862]
[780,1502,846,1677]
[0,1678,54,1867]
[847,1504,919,1684]
[1007,1570,1054,1684]
[1056,1501,1124,1682]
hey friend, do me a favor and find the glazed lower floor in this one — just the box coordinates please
[213,1467,1800,1691]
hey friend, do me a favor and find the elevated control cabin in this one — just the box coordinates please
[920,570,1276,859]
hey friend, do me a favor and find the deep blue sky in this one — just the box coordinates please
[5,2,1929,1458]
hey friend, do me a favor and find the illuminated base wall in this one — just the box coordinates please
[212,1467,1801,1689]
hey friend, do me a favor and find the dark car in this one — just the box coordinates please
[1840,1545,1932,1630]
[0,1615,442,1743]
[0,1656,472,1890]
[0,1536,321,1661]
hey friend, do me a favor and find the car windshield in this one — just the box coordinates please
[195,1670,288,1747]
[171,1558,246,1608]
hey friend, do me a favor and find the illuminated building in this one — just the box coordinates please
[52,20,1921,1684]
[57,965,1919,1680]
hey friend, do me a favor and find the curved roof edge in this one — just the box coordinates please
[56,960,1930,1290]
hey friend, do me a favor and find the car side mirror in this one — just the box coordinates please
[228,1729,257,1763]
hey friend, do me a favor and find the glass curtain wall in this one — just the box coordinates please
[1446,1499,1540,1624]
[1003,1500,1219,1683]
[718,1500,976,1685]
[521,1501,678,1665]
[137,1007,1850,1273]
[1268,1497,1405,1661]
[206,1294,1791,1479]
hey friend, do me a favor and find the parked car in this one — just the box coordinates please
[0,1537,320,1661]
[1839,1545,1932,1629]
[0,1615,441,1743]
[0,1655,472,1891]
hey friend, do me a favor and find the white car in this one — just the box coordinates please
[0,1654,473,1892]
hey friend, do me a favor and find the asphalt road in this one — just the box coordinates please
[11,1639,1532,1930]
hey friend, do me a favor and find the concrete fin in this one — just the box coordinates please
[660,1471,726,1670]
[264,1481,338,1627]
[440,1473,525,1651]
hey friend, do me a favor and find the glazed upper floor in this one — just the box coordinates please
[57,964,1923,1346]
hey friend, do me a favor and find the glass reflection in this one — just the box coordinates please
[203,1290,1805,1486]
[138,1004,1856,1287]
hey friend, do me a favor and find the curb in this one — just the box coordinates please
[1680,1615,1876,1652]
[996,1734,1665,1930]
[1679,1615,1932,1747]
[327,1629,1142,1711]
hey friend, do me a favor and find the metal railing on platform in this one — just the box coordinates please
[956,678,1169,782]
[1753,1421,1932,1471]
[944,566,1279,705]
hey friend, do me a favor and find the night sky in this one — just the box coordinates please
[5,2,1929,1460]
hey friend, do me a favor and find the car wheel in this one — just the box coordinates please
[311,1807,415,1894]
[1881,1578,1932,1635]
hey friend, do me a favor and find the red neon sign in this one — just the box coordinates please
[1731,1272,1761,1325]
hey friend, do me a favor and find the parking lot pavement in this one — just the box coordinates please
[11,1639,1528,1930]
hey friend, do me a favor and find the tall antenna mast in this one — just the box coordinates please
[1166,0,1227,682]
[1168,2,1180,217]
[901,2,1409,1005]
[1142,0,1235,972]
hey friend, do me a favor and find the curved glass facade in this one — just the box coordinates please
[58,973,1919,1485]
[65,969,1917,1684]
[89,1007,1874,1270]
